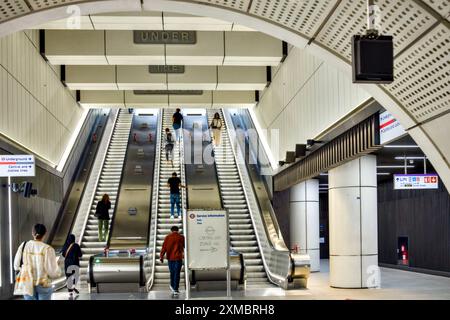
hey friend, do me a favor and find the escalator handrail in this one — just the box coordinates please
[179,116,189,297]
[221,109,291,288]
[75,109,120,246]
[234,110,286,245]
[147,109,163,290]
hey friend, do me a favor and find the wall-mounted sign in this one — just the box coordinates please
[134,31,196,44]
[149,65,185,74]
[394,174,439,190]
[379,111,406,145]
[0,155,35,177]
[133,90,203,95]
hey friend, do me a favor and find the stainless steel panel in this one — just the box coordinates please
[182,113,222,210]
[109,112,158,249]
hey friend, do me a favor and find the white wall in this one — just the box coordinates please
[0,30,83,166]
[254,47,371,162]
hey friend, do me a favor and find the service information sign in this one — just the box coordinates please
[187,210,228,270]
[379,111,406,145]
[0,155,35,177]
[394,174,439,190]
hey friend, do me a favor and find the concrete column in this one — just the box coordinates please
[328,155,379,288]
[289,179,320,272]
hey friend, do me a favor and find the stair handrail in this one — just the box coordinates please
[220,108,291,288]
[147,109,163,290]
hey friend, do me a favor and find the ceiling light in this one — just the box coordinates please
[384,145,420,148]
[377,165,415,169]
[394,156,426,160]
[319,173,328,176]
[377,172,391,176]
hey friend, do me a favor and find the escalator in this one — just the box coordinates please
[208,109,310,289]
[150,109,186,290]
[207,110,271,287]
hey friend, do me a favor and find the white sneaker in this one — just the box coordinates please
[169,285,175,293]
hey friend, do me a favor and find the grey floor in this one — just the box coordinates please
[52,260,450,300]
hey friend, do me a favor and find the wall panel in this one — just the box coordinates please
[254,47,371,162]
[0,30,83,166]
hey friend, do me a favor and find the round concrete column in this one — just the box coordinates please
[289,179,320,272]
[328,155,378,288]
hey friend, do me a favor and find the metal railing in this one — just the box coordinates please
[179,118,189,299]
[221,109,292,288]
[146,109,163,290]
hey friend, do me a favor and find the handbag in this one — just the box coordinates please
[14,241,34,296]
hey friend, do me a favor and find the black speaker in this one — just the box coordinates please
[295,144,307,157]
[352,35,393,84]
[285,151,296,163]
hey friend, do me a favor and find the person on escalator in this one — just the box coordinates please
[61,234,82,297]
[209,112,223,147]
[172,108,183,142]
[94,194,111,242]
[160,225,185,296]
[167,172,185,219]
[164,128,175,167]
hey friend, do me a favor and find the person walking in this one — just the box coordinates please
[167,172,185,219]
[209,112,223,147]
[13,224,61,300]
[160,225,185,296]
[164,128,175,167]
[61,234,82,297]
[95,194,111,242]
[172,108,183,142]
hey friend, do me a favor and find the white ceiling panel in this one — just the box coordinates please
[383,24,450,123]
[316,0,438,61]
[249,0,338,38]
[91,11,163,30]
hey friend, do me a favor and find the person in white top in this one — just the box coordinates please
[209,112,223,147]
[14,224,61,300]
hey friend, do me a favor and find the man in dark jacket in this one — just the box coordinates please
[160,226,185,296]
[95,194,111,242]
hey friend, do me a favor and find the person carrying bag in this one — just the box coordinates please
[14,240,34,297]
[13,224,61,300]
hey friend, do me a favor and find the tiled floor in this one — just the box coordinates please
[51,260,450,300]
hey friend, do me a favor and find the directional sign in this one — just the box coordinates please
[187,210,229,270]
[394,174,439,190]
[0,155,35,177]
[379,111,406,145]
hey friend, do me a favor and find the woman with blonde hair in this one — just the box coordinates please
[95,194,111,242]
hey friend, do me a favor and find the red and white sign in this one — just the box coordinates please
[394,174,439,190]
[0,155,35,177]
[379,111,406,145]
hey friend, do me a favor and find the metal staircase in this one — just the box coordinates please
[207,109,270,287]
[78,109,133,282]
[152,109,185,290]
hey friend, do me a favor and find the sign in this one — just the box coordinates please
[149,65,185,74]
[394,174,439,190]
[133,90,203,95]
[134,31,196,44]
[0,155,35,177]
[128,207,138,215]
[379,111,406,144]
[187,210,228,270]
